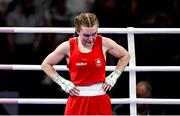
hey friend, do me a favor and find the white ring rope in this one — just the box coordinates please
[1,27,180,34]
[0,65,180,72]
[0,98,180,104]
[1,27,180,112]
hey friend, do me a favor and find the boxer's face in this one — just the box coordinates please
[78,25,98,47]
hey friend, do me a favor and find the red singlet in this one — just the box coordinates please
[65,35,112,115]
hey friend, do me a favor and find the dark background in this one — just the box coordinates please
[1,0,180,115]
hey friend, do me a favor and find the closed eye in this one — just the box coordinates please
[83,34,90,37]
[83,31,97,37]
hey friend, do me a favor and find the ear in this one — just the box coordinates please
[75,28,80,35]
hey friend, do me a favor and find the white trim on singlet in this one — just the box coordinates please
[76,83,106,96]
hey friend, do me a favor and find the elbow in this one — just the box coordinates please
[41,61,45,71]
[124,52,131,62]
[41,60,48,71]
[41,59,54,71]
[127,52,131,62]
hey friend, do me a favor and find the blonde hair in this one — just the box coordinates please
[73,12,99,32]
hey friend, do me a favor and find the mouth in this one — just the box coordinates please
[85,40,92,44]
[83,41,92,46]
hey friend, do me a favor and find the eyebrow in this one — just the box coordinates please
[92,31,98,35]
[83,31,97,37]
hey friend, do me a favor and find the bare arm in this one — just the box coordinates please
[103,37,130,72]
[41,41,69,80]
[102,37,130,91]
[41,41,79,95]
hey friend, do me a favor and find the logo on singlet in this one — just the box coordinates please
[76,62,87,67]
[95,58,102,67]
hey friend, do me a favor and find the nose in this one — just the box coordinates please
[88,36,95,41]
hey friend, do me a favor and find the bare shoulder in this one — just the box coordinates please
[54,41,70,56]
[102,36,111,43]
[102,36,117,48]
[102,36,129,58]
[57,41,70,49]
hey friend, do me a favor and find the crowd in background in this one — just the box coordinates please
[1,0,180,115]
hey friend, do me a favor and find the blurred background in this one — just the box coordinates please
[1,0,180,115]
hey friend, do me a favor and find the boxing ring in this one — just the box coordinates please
[1,27,180,115]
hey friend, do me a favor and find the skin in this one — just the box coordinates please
[41,24,130,95]
[137,81,151,98]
